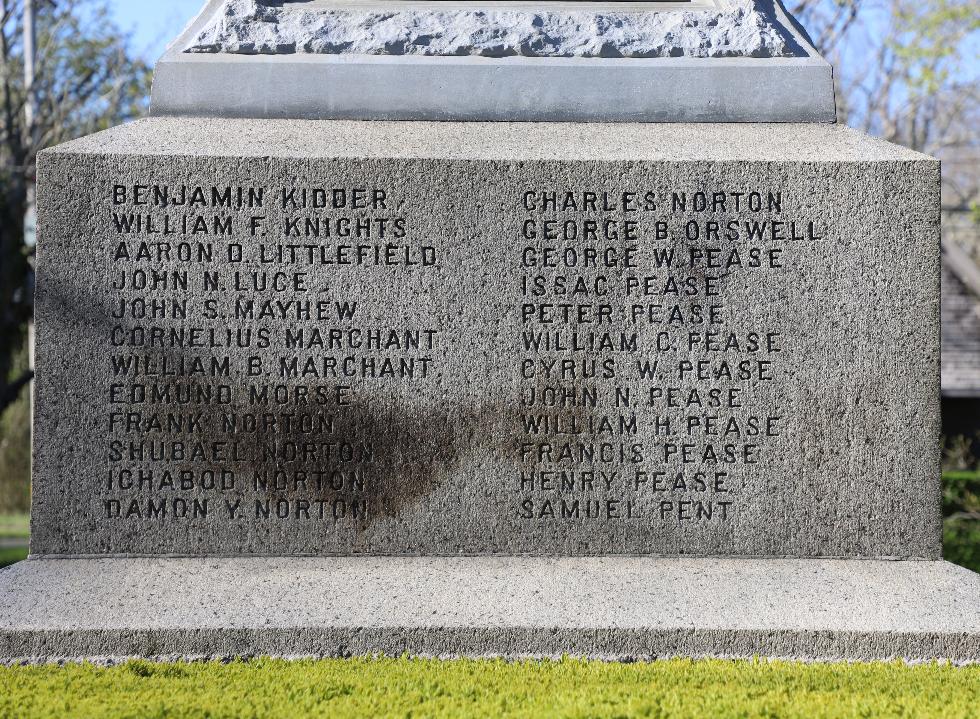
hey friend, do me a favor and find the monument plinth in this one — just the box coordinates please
[1,0,977,664]
[150,0,836,122]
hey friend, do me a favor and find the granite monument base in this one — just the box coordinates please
[10,118,976,663]
[1,557,978,663]
[32,119,944,559]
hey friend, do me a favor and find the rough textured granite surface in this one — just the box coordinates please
[32,119,941,559]
[185,0,800,59]
[1,557,977,662]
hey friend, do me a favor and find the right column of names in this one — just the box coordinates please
[515,187,823,531]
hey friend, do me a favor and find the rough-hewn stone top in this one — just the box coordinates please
[184,0,803,58]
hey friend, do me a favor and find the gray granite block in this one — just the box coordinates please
[149,0,835,121]
[32,119,941,559]
[1,557,977,662]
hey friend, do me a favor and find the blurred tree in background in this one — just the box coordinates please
[791,0,979,207]
[0,343,29,511]
[0,0,150,510]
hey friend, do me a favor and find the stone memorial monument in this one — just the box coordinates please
[1,0,978,662]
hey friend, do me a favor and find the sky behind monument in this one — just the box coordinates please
[108,0,204,62]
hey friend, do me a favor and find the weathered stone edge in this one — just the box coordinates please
[3,627,978,665]
[40,120,934,167]
[2,558,977,662]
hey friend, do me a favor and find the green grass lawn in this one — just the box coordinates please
[0,513,29,539]
[0,513,28,568]
[0,546,27,567]
[0,657,976,719]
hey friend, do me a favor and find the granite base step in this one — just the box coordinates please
[1,557,977,663]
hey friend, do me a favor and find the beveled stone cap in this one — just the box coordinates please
[150,0,836,122]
